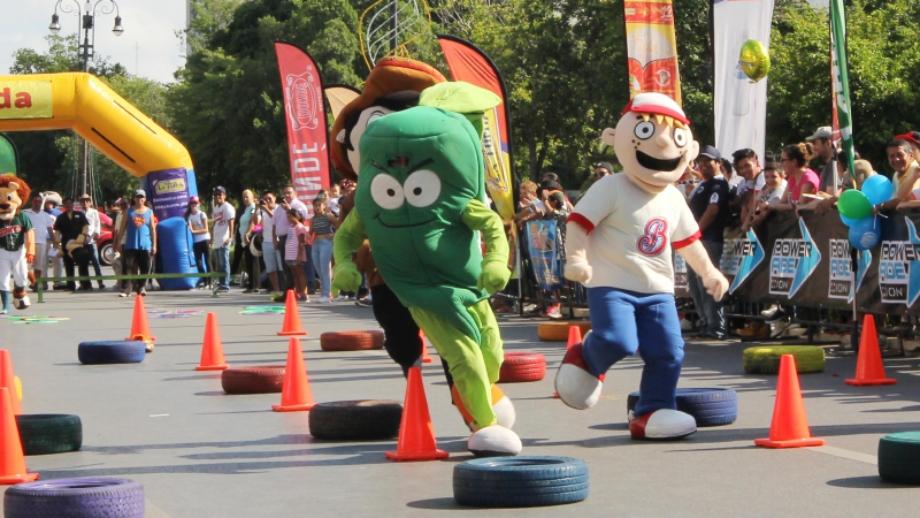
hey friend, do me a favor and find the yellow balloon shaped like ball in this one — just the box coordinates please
[739,39,770,83]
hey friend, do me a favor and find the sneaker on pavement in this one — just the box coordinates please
[467,425,522,457]
[629,408,696,440]
[554,339,604,410]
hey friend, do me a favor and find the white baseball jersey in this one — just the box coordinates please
[570,173,700,293]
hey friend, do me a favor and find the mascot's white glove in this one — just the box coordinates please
[678,240,729,301]
[563,221,593,284]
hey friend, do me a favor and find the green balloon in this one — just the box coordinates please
[739,39,770,83]
[838,189,874,219]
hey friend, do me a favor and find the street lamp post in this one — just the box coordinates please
[49,0,124,199]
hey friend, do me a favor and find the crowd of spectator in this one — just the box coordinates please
[21,178,360,304]
[21,124,920,334]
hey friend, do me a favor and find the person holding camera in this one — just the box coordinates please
[254,191,282,296]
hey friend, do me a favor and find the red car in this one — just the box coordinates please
[97,211,116,266]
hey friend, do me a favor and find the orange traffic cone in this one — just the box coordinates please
[755,354,825,449]
[125,294,155,344]
[386,366,449,461]
[0,388,37,484]
[278,290,307,336]
[846,315,896,386]
[196,312,228,371]
[553,325,584,398]
[0,351,20,415]
[272,338,315,412]
[419,330,433,364]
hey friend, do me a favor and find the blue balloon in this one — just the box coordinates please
[848,216,880,250]
[860,174,894,206]
[839,211,860,227]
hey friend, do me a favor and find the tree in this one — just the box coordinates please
[169,0,364,198]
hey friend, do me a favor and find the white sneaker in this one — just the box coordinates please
[468,425,522,456]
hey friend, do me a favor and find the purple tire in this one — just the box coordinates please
[4,477,144,518]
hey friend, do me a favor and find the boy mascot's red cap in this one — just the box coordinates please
[330,58,446,180]
[621,92,690,126]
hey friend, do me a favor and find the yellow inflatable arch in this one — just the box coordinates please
[0,72,192,175]
[0,72,200,289]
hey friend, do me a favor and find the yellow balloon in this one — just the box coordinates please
[14,375,21,402]
[739,39,771,83]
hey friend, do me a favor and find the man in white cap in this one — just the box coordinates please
[554,92,729,440]
[806,126,837,193]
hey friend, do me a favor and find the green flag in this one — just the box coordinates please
[830,0,855,187]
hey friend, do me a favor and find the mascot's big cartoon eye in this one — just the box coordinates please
[370,174,405,210]
[404,170,441,208]
[634,120,655,140]
[672,127,689,147]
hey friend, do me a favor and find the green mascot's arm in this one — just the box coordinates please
[331,210,366,293]
[462,198,510,294]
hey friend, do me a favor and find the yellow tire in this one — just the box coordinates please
[743,345,825,374]
[537,321,591,342]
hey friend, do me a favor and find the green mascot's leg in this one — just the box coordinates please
[409,304,497,430]
[468,299,503,383]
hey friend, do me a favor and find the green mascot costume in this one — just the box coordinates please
[333,105,521,455]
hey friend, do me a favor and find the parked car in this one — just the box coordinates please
[97,211,116,266]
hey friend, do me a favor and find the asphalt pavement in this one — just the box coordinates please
[3,287,920,517]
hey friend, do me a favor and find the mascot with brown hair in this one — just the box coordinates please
[0,174,35,314]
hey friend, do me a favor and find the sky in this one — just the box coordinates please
[2,1,830,84]
[1,1,188,84]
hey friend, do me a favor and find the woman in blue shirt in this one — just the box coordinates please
[116,189,157,297]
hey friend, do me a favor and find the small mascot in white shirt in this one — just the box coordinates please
[555,93,729,439]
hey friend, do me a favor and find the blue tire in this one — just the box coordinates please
[454,456,588,507]
[627,388,738,427]
[5,477,144,518]
[77,341,146,365]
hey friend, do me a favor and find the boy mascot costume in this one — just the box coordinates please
[555,93,729,439]
[333,103,520,455]
[331,59,515,432]
[0,174,35,314]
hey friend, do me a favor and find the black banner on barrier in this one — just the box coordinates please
[695,207,920,316]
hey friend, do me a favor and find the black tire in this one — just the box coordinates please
[4,477,144,518]
[77,341,146,365]
[308,400,402,440]
[221,366,285,394]
[16,414,82,455]
[742,345,825,374]
[499,352,547,382]
[626,388,738,427]
[878,431,920,484]
[454,456,589,507]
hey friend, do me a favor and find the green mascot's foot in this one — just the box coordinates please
[452,385,516,431]
[468,425,522,457]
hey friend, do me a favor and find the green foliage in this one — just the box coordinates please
[8,0,920,197]
[768,0,920,172]
[169,0,364,197]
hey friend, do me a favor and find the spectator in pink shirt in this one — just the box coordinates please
[774,143,819,210]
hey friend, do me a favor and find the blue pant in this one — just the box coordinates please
[311,238,332,299]
[213,246,230,288]
[583,287,684,416]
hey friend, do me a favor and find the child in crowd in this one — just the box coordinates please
[185,196,210,288]
[284,208,310,301]
[310,196,335,303]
